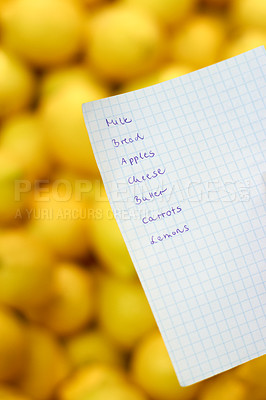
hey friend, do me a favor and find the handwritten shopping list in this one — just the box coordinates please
[82,47,266,386]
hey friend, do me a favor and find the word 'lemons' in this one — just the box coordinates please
[1,0,84,67]
[98,275,155,349]
[0,307,27,382]
[131,330,199,400]
[87,4,163,82]
[171,14,225,68]
[0,49,35,118]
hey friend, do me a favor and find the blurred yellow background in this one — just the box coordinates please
[0,0,265,399]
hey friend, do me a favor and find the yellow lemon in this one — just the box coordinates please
[65,328,123,368]
[28,192,89,259]
[1,0,84,67]
[0,385,32,400]
[0,306,27,382]
[0,49,35,119]
[87,4,164,82]
[122,63,193,93]
[0,151,29,225]
[0,230,53,309]
[59,364,147,400]
[0,112,49,181]
[51,168,96,205]
[223,29,266,59]
[98,275,155,349]
[230,0,266,30]
[59,364,123,400]
[40,73,107,176]
[40,65,98,98]
[123,0,196,26]
[171,14,226,68]
[18,325,70,400]
[131,330,199,400]
[27,262,95,336]
[90,188,136,279]
[198,375,246,400]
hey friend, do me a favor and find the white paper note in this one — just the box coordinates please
[82,47,266,386]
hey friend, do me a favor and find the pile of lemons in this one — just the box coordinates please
[0,0,265,399]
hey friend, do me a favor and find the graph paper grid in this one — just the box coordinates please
[82,47,266,386]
